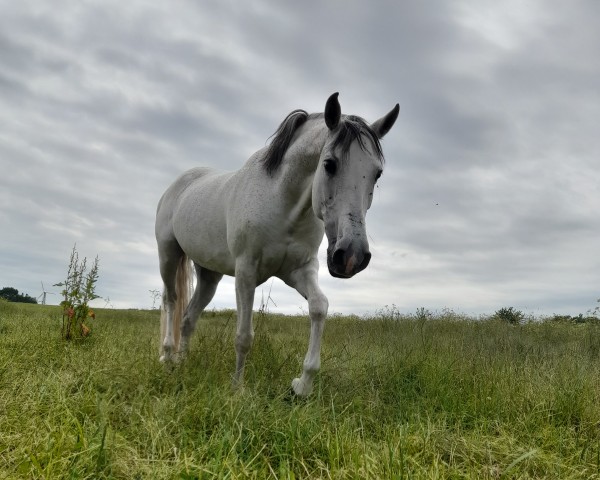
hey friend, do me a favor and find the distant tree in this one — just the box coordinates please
[0,287,38,304]
[493,307,524,325]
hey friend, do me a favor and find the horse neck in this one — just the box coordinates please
[279,118,328,180]
[273,119,328,220]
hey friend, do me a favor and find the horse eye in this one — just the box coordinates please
[375,170,383,181]
[324,159,337,176]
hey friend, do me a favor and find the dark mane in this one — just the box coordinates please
[263,109,309,175]
[332,115,384,162]
[263,111,384,175]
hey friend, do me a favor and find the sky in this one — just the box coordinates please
[1,1,599,317]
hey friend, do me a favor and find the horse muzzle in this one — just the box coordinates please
[327,242,371,278]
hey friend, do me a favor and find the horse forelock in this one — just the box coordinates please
[332,115,384,163]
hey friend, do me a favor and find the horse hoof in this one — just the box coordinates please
[159,353,176,365]
[291,378,312,397]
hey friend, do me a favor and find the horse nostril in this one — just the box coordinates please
[361,252,372,270]
[332,249,346,268]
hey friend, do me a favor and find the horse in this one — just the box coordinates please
[155,92,399,396]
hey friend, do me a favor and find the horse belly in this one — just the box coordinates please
[180,225,235,275]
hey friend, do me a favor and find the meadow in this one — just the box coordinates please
[1,300,599,479]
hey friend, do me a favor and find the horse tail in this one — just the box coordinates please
[160,254,193,354]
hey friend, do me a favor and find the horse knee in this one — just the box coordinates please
[235,331,254,355]
[309,294,328,320]
[181,314,196,338]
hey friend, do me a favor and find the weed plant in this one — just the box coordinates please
[54,245,100,340]
[1,303,599,478]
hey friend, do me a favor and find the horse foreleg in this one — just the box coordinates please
[233,263,256,388]
[283,260,329,396]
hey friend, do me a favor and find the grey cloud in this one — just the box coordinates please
[1,2,598,316]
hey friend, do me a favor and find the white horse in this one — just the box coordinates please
[156,93,399,396]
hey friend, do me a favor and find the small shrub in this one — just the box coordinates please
[54,245,100,340]
[414,307,433,321]
[587,298,600,319]
[548,314,600,325]
[572,314,600,324]
[549,314,573,323]
[374,304,403,321]
[493,307,524,325]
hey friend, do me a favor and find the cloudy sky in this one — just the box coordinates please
[1,1,598,317]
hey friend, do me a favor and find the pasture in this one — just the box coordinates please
[1,300,599,479]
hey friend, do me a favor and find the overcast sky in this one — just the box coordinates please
[1,1,599,317]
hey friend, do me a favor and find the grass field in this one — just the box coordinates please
[1,300,600,479]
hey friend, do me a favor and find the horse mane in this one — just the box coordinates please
[263,109,310,175]
[263,110,384,175]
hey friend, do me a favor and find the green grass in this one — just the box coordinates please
[1,300,600,478]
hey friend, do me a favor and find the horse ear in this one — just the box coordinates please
[371,104,400,138]
[324,92,341,130]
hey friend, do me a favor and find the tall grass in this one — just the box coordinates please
[1,300,599,478]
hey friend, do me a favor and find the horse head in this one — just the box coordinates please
[312,93,399,278]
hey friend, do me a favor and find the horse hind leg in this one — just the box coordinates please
[159,273,177,362]
[159,288,176,363]
[179,265,223,356]
[159,245,192,362]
